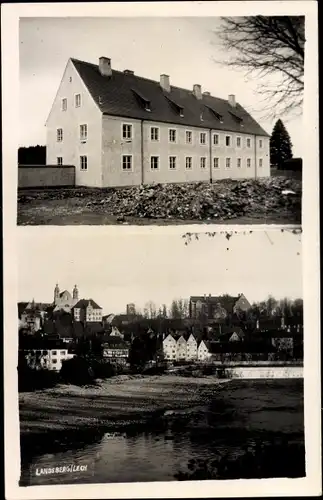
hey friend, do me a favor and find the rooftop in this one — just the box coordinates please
[71,58,269,136]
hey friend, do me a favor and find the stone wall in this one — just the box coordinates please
[18,166,75,188]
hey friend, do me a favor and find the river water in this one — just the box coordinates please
[20,379,304,485]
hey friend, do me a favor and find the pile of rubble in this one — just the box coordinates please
[18,177,301,222]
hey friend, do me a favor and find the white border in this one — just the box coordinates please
[2,1,321,499]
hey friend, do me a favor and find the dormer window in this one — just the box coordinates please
[166,96,184,117]
[132,89,151,112]
[205,105,223,123]
[229,111,243,125]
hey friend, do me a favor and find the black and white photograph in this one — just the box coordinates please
[17,14,304,226]
[2,1,320,499]
[17,229,304,486]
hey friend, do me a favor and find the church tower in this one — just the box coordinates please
[73,284,79,301]
[54,283,60,304]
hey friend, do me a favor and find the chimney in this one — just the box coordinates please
[124,69,134,75]
[99,57,112,77]
[228,94,236,107]
[160,74,170,92]
[203,91,210,96]
[193,84,202,100]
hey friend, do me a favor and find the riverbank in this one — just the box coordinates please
[19,374,229,437]
[20,378,304,484]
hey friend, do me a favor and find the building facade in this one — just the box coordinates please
[189,294,251,320]
[23,347,75,371]
[46,57,270,187]
[72,299,103,323]
[53,284,79,312]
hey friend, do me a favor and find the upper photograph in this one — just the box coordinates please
[17,16,304,226]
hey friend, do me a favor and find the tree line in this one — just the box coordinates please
[18,145,46,165]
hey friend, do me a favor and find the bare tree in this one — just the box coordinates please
[216,16,305,117]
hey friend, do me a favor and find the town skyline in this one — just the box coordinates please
[19,16,302,156]
[18,229,302,315]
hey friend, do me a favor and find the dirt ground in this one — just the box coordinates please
[19,375,229,436]
[17,177,302,225]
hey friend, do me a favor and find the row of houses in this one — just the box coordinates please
[162,323,303,362]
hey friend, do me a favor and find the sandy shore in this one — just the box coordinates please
[19,374,230,436]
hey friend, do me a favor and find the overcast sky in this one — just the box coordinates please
[19,17,302,156]
[18,229,302,315]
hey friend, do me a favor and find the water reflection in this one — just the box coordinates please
[20,380,304,485]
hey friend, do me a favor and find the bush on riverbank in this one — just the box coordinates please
[175,438,305,480]
[18,363,60,392]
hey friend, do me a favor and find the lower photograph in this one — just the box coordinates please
[17,227,304,486]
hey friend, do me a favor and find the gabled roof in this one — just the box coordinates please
[72,299,102,309]
[71,58,269,136]
[103,336,128,348]
[190,295,243,314]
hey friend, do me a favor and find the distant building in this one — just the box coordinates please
[189,294,251,320]
[176,335,187,361]
[53,283,79,312]
[72,299,103,323]
[102,336,129,365]
[126,303,136,316]
[22,343,75,371]
[163,334,177,361]
[186,334,198,360]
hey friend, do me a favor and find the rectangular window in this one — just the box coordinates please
[62,98,67,111]
[80,124,87,140]
[247,158,251,168]
[186,130,192,144]
[169,156,177,169]
[213,157,219,169]
[236,136,241,148]
[186,157,192,170]
[52,351,57,355]
[259,158,263,168]
[122,155,132,171]
[200,157,206,169]
[237,158,242,168]
[225,135,231,147]
[150,156,159,170]
[57,128,63,142]
[80,155,88,171]
[225,157,231,169]
[57,157,63,166]
[200,132,206,145]
[150,127,159,141]
[122,123,133,140]
[247,138,251,148]
[169,129,177,143]
[52,359,57,364]
[213,134,219,146]
[61,351,66,356]
[259,139,263,148]
[75,94,81,108]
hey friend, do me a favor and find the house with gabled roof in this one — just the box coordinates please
[46,57,270,187]
[72,298,103,323]
[189,293,251,320]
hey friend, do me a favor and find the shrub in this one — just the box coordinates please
[60,356,94,386]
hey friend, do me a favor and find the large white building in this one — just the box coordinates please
[46,57,270,187]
